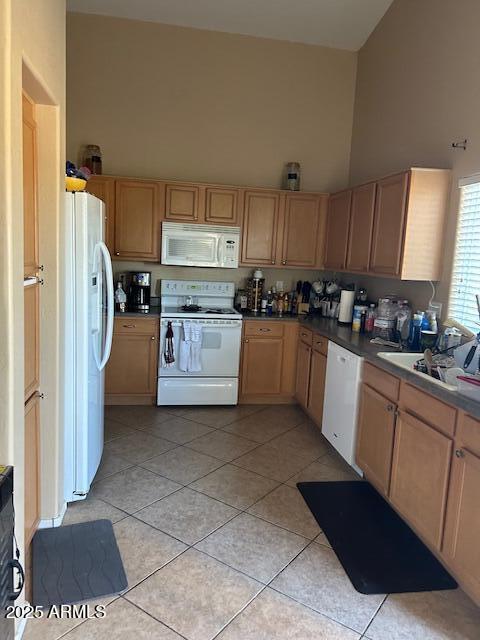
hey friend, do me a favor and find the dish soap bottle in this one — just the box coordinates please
[115,282,127,313]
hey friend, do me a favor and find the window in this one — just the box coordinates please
[449,177,480,333]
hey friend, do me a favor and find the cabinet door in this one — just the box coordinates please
[24,393,40,548]
[356,384,396,495]
[346,182,376,272]
[281,193,319,267]
[114,180,162,261]
[205,187,239,225]
[370,172,409,276]
[308,349,327,427]
[24,283,40,402]
[295,341,311,409]
[390,410,452,549]
[105,331,158,396]
[165,183,201,222]
[23,92,38,278]
[241,337,283,396]
[241,191,280,265]
[324,190,351,270]
[443,447,480,601]
[86,176,116,253]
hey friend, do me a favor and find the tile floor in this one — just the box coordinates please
[25,404,480,640]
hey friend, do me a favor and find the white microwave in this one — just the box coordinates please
[161,222,240,268]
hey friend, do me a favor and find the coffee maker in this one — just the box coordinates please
[128,272,151,313]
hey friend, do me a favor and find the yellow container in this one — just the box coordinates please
[65,176,87,192]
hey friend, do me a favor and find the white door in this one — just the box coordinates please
[74,193,114,496]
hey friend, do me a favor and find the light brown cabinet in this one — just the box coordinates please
[324,190,351,270]
[22,93,38,278]
[307,349,327,426]
[346,182,376,272]
[105,317,159,404]
[205,187,240,225]
[389,409,452,550]
[24,393,40,548]
[281,193,324,268]
[165,183,200,221]
[295,339,312,409]
[114,179,163,261]
[24,283,39,402]
[86,175,116,253]
[241,190,281,266]
[240,321,298,403]
[356,384,396,496]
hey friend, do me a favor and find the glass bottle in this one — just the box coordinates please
[83,144,102,174]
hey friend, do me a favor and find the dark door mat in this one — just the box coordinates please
[32,519,128,606]
[297,481,457,595]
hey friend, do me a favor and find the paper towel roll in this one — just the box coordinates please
[338,289,355,324]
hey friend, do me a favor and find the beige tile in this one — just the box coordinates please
[113,517,186,589]
[248,484,321,539]
[105,405,173,428]
[217,587,360,640]
[92,466,181,514]
[93,450,133,483]
[141,446,224,484]
[126,548,261,640]
[222,412,296,443]
[314,532,332,548]
[196,513,308,583]
[233,443,312,482]
[286,459,360,486]
[135,487,239,544]
[24,596,117,640]
[257,405,309,430]
[62,597,182,640]
[104,418,138,442]
[268,421,330,461]
[104,431,177,464]
[271,544,384,633]
[190,464,279,509]
[172,404,265,428]
[62,496,126,526]
[142,415,214,444]
[186,430,259,461]
[366,589,480,640]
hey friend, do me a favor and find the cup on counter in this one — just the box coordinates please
[420,330,438,350]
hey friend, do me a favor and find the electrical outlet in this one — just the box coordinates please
[276,281,284,292]
[429,300,443,317]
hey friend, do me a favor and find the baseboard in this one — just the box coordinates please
[239,394,296,404]
[38,501,67,529]
[105,395,155,405]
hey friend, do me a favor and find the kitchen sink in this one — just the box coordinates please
[376,352,458,392]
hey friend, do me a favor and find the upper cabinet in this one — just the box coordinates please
[86,175,116,253]
[23,93,38,278]
[324,190,351,270]
[346,182,376,273]
[328,168,451,280]
[241,190,281,265]
[205,187,240,225]
[165,183,200,222]
[114,179,163,261]
[165,183,240,225]
[281,193,327,268]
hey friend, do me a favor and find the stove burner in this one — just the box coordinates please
[205,308,226,314]
[181,305,202,312]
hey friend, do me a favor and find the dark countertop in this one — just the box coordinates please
[241,311,301,322]
[299,316,480,420]
[115,308,161,318]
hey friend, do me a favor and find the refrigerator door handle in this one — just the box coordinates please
[93,241,114,371]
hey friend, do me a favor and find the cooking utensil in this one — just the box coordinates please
[463,344,477,369]
[423,349,433,376]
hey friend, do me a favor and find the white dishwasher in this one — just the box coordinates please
[322,341,363,474]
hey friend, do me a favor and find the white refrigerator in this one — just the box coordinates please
[64,192,114,502]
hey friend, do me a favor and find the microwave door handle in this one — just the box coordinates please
[216,237,223,266]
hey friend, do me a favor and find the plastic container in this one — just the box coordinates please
[83,144,102,174]
[284,162,301,191]
[352,305,368,333]
[457,375,480,401]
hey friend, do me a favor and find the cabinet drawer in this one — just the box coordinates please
[457,413,480,457]
[312,334,328,355]
[114,317,159,336]
[298,327,313,346]
[400,382,457,437]
[364,362,400,402]
[244,321,284,338]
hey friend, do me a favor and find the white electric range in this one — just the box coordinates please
[158,280,243,405]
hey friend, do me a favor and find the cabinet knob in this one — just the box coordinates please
[123,324,136,328]
[282,260,286,265]
[245,339,249,343]
[259,328,271,332]
[115,252,120,256]
[271,260,275,264]
[455,449,465,458]
[387,404,395,412]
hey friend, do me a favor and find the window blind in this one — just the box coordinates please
[449,180,480,333]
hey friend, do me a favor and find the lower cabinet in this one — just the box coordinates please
[105,317,159,404]
[295,340,311,408]
[240,321,298,403]
[307,349,327,425]
[356,384,396,496]
[389,410,452,550]
[24,393,40,549]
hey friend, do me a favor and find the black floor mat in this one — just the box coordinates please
[32,519,127,606]
[297,481,457,595]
